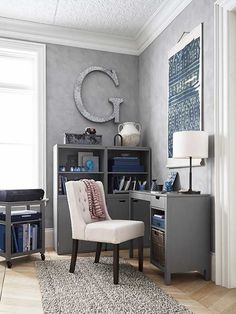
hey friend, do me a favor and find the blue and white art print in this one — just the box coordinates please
[167,24,202,168]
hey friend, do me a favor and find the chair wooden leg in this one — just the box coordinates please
[113,244,119,284]
[138,237,143,272]
[94,242,102,263]
[69,239,79,273]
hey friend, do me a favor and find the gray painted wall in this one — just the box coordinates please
[46,0,215,251]
[46,45,139,227]
[138,0,215,249]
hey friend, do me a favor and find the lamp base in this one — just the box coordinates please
[178,189,200,194]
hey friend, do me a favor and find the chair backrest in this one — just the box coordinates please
[65,180,111,240]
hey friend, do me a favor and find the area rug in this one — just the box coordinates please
[36,257,191,314]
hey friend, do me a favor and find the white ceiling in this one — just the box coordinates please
[0,0,192,55]
[0,0,165,38]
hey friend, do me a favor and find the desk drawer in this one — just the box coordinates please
[151,195,165,209]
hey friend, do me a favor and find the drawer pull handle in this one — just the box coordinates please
[132,199,138,203]
[119,200,126,203]
[155,196,160,200]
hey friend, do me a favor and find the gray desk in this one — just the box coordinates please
[129,191,211,284]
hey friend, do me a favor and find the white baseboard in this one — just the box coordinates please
[45,228,54,250]
[211,252,215,282]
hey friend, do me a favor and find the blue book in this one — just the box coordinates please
[12,226,19,253]
[113,157,139,160]
[17,225,24,253]
[114,160,140,166]
[0,224,5,252]
[112,165,144,172]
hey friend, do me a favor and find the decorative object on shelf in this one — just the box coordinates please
[151,179,158,192]
[173,130,208,194]
[151,180,163,192]
[83,156,99,172]
[78,152,93,167]
[64,133,102,145]
[59,166,66,172]
[118,122,141,146]
[85,127,96,135]
[167,24,203,168]
[163,172,177,192]
[74,66,123,123]
[138,180,147,191]
[69,167,81,172]
[113,134,123,146]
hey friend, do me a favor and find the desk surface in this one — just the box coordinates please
[129,190,210,198]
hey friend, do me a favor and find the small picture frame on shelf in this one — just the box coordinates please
[83,156,99,172]
[163,172,178,192]
[78,152,93,167]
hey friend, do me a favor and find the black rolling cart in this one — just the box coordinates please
[0,199,46,268]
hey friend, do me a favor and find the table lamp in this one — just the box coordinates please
[173,130,208,194]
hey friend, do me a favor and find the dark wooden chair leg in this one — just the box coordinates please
[94,242,102,263]
[69,239,79,273]
[138,236,143,272]
[113,244,119,284]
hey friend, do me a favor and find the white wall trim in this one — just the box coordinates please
[0,1,193,56]
[37,41,47,195]
[214,0,236,288]
[0,38,46,192]
[45,228,54,249]
[136,0,193,54]
[211,252,216,282]
[0,17,138,55]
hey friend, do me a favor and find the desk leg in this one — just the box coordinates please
[164,270,171,285]
[129,196,133,258]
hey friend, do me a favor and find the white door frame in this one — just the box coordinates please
[214,0,236,288]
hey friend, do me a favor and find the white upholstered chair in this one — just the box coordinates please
[65,180,144,284]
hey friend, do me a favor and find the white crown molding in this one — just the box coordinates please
[0,17,138,55]
[0,1,193,56]
[215,0,236,10]
[136,0,193,54]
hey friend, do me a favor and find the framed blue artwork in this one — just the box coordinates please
[167,24,203,168]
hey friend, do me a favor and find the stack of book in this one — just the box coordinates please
[58,175,68,195]
[0,223,39,253]
[110,157,144,172]
[152,214,165,229]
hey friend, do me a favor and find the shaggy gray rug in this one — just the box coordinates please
[36,257,191,314]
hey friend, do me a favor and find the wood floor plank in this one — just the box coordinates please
[0,249,235,314]
[209,289,236,313]
[222,301,236,314]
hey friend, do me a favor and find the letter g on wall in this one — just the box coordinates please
[74,66,124,123]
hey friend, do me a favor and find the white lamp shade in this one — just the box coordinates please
[173,131,208,159]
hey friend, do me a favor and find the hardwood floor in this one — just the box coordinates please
[0,249,235,314]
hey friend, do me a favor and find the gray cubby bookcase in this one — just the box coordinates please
[53,144,151,254]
